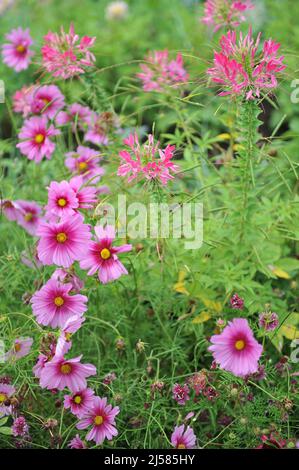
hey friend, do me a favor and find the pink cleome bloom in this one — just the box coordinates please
[29,85,65,119]
[5,337,33,361]
[41,24,96,79]
[118,133,179,185]
[79,225,132,284]
[17,116,60,163]
[208,317,263,377]
[37,213,91,268]
[12,416,29,437]
[68,434,87,449]
[137,49,189,92]
[0,384,15,417]
[39,355,97,392]
[171,424,197,449]
[2,27,34,72]
[65,145,104,183]
[77,396,120,446]
[202,0,253,32]
[64,387,95,418]
[13,85,37,117]
[31,278,87,328]
[15,199,42,236]
[172,383,190,405]
[207,29,286,100]
[69,175,98,210]
[56,103,93,131]
[45,180,79,218]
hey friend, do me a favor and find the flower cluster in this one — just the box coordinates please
[137,49,188,92]
[117,133,179,186]
[202,0,253,32]
[207,28,286,99]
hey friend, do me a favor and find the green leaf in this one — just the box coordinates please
[0,426,12,435]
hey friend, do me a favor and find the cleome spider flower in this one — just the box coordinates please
[202,0,253,32]
[41,23,96,79]
[117,133,179,186]
[2,27,34,72]
[137,49,189,92]
[207,28,286,100]
[208,318,263,377]
[76,396,120,446]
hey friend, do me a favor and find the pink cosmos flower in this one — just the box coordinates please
[172,383,190,405]
[56,103,93,131]
[64,388,95,418]
[45,180,79,218]
[79,225,132,284]
[2,27,34,72]
[0,384,15,417]
[258,311,279,331]
[37,213,91,268]
[17,116,60,163]
[55,314,86,357]
[33,354,49,379]
[51,268,84,293]
[84,112,117,146]
[137,50,189,92]
[31,278,88,328]
[69,175,98,210]
[39,355,97,392]
[68,434,87,449]
[0,199,21,221]
[202,0,253,32]
[12,416,30,437]
[65,145,104,183]
[208,318,263,377]
[171,424,196,449]
[207,29,286,100]
[77,396,120,446]
[5,337,33,361]
[41,24,96,79]
[13,85,36,117]
[15,200,42,236]
[29,85,65,119]
[118,133,179,185]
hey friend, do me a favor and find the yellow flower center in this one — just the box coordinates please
[65,332,72,341]
[177,444,186,449]
[54,296,64,307]
[57,198,67,207]
[100,248,111,260]
[24,212,33,222]
[16,44,26,53]
[78,161,88,172]
[94,415,104,425]
[35,133,45,144]
[235,339,246,351]
[56,232,67,243]
[0,393,7,403]
[14,343,22,352]
[60,364,72,375]
[74,395,82,404]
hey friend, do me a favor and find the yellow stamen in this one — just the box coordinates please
[177,444,186,449]
[60,364,72,375]
[0,393,7,403]
[100,248,111,260]
[24,212,33,222]
[35,133,45,144]
[74,395,82,404]
[16,44,26,53]
[14,343,22,352]
[54,296,64,307]
[235,339,246,351]
[57,198,67,207]
[65,332,72,341]
[94,415,103,425]
[56,232,67,243]
[78,161,88,172]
